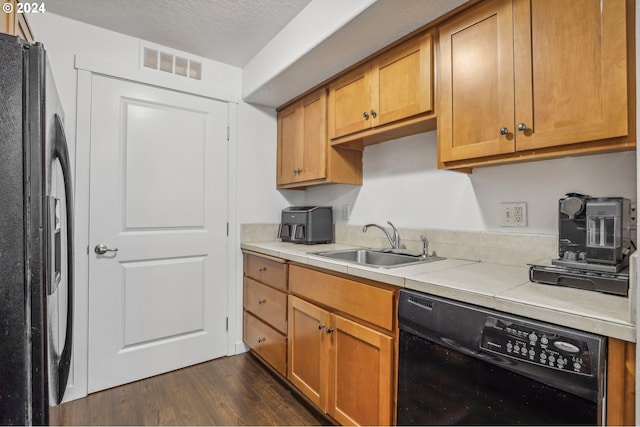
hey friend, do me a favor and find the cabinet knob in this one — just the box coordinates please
[499,127,509,135]
[257,337,266,343]
[370,109,377,118]
[326,327,334,334]
[317,323,325,330]
[517,123,527,132]
[258,299,266,305]
[258,266,266,272]
[363,111,369,120]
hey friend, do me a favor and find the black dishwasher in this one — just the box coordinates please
[397,289,606,425]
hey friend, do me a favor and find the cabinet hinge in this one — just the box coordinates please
[226,317,229,331]
[227,126,230,142]
[226,222,229,236]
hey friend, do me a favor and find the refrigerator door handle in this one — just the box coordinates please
[53,114,73,404]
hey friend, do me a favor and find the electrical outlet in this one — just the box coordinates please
[342,204,350,221]
[501,202,527,227]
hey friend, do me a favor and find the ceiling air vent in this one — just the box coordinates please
[142,46,202,81]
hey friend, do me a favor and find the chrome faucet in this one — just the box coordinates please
[362,221,401,249]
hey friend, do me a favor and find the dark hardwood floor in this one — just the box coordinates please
[52,353,328,426]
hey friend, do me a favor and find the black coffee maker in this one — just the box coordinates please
[555,193,632,272]
[529,193,634,296]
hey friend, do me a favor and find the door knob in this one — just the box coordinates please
[95,244,118,255]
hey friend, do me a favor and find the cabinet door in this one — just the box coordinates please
[513,0,628,151]
[372,32,433,127]
[328,314,393,426]
[0,1,34,42]
[288,296,330,412]
[1,1,12,35]
[298,89,327,182]
[276,103,301,185]
[438,0,516,162]
[328,64,372,139]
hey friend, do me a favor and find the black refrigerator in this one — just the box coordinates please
[0,34,73,425]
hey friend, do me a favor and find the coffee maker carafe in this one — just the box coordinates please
[586,198,632,265]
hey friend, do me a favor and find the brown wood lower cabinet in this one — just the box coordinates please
[288,295,394,426]
[288,296,330,410]
[242,251,289,377]
[607,338,636,426]
[287,264,396,426]
[329,314,393,426]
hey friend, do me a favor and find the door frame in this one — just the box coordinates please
[69,57,239,402]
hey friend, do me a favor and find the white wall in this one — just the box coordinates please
[26,12,297,402]
[236,103,304,224]
[305,132,637,235]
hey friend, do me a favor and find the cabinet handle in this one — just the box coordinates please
[363,111,369,120]
[499,127,509,135]
[257,337,265,343]
[326,327,334,334]
[258,267,266,272]
[292,168,302,175]
[317,323,325,330]
[370,109,377,118]
[258,299,266,305]
[517,123,527,132]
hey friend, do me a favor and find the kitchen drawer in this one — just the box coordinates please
[289,265,395,331]
[244,311,287,376]
[244,277,287,333]
[244,252,288,291]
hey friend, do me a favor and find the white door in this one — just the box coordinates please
[87,75,228,393]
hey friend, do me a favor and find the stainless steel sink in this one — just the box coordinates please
[311,248,444,268]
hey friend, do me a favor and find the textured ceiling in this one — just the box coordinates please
[44,0,312,67]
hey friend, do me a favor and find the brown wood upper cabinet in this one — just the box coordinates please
[277,88,362,189]
[328,31,434,142]
[1,1,35,42]
[438,0,633,170]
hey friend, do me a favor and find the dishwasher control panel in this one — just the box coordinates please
[479,317,593,376]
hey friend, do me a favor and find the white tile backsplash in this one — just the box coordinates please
[241,223,557,267]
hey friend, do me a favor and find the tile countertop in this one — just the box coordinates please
[241,241,636,342]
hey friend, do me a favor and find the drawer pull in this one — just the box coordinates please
[257,337,266,343]
[258,267,266,272]
[258,299,266,305]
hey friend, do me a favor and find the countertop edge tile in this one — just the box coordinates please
[493,297,635,342]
